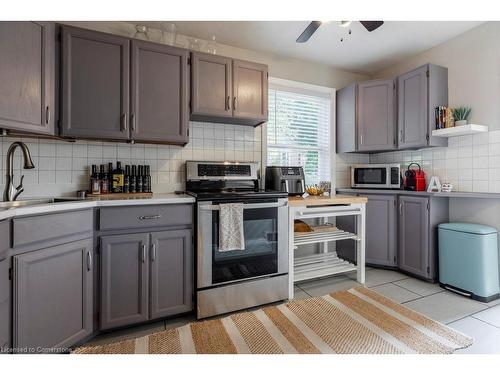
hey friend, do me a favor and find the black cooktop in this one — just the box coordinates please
[186,189,288,202]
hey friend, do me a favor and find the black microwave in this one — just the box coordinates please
[351,164,401,189]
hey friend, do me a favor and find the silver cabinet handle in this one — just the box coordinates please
[86,250,93,271]
[360,133,363,145]
[139,214,162,220]
[226,96,231,110]
[151,243,157,262]
[121,113,128,132]
[131,114,136,131]
[233,97,237,111]
[399,203,403,216]
[399,129,404,142]
[141,244,147,263]
[46,106,50,125]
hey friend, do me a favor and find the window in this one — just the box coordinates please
[267,80,333,185]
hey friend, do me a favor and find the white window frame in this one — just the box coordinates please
[261,77,336,190]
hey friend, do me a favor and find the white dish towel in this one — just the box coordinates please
[218,203,245,252]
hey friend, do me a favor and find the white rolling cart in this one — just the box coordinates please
[288,196,367,299]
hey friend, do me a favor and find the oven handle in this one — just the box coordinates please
[199,201,287,211]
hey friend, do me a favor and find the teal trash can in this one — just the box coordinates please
[438,223,500,302]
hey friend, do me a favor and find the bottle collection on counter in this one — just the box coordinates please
[90,162,152,195]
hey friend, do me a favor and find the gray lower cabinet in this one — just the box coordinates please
[130,40,189,143]
[60,25,130,140]
[336,193,397,267]
[398,196,429,278]
[357,79,396,152]
[398,195,448,281]
[100,233,149,330]
[0,259,9,351]
[13,238,93,351]
[365,194,397,267]
[398,64,448,149]
[150,230,193,319]
[0,22,55,135]
[100,229,193,330]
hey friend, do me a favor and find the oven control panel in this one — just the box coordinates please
[198,164,251,177]
[186,161,259,180]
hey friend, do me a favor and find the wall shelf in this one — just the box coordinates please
[432,124,488,138]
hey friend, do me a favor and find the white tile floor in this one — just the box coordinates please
[86,268,500,354]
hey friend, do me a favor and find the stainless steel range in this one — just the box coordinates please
[185,161,289,319]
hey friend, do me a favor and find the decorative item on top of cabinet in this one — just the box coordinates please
[190,52,268,126]
[0,22,55,135]
[397,64,448,149]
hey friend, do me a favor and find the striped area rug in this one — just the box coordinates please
[73,287,473,354]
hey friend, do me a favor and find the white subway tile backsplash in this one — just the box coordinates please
[361,130,500,193]
[0,122,262,197]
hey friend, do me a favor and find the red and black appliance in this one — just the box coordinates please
[404,163,426,191]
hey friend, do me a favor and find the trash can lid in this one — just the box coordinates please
[438,222,497,235]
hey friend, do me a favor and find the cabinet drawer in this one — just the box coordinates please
[0,220,9,261]
[99,204,193,231]
[13,210,93,248]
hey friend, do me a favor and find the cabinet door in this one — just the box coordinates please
[61,26,130,140]
[232,59,268,122]
[398,196,429,278]
[130,40,189,143]
[0,22,54,134]
[13,238,93,351]
[398,65,428,149]
[336,83,357,153]
[150,230,193,319]
[191,52,232,118]
[365,194,397,267]
[0,259,9,351]
[100,233,149,330]
[358,79,395,151]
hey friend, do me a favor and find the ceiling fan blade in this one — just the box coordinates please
[296,21,322,43]
[359,21,384,32]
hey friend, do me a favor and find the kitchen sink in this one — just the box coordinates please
[0,197,84,210]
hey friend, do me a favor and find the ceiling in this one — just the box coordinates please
[145,21,483,74]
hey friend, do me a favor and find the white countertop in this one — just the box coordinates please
[0,193,195,221]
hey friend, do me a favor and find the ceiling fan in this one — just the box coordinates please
[296,21,384,43]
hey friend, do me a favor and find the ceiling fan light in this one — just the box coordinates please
[340,21,352,28]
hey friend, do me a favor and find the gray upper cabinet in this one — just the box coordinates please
[336,63,447,153]
[190,52,268,126]
[398,64,448,149]
[191,52,232,119]
[357,79,396,152]
[0,22,55,135]
[130,40,189,144]
[398,195,430,279]
[13,238,93,351]
[232,59,268,123]
[365,194,397,267]
[60,26,130,140]
[336,83,357,153]
[100,233,149,330]
[150,230,193,319]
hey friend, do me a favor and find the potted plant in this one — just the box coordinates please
[452,106,472,126]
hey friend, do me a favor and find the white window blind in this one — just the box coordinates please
[267,84,332,185]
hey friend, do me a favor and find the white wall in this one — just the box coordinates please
[374,21,500,131]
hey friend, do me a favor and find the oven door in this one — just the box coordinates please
[351,166,390,188]
[197,198,288,289]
